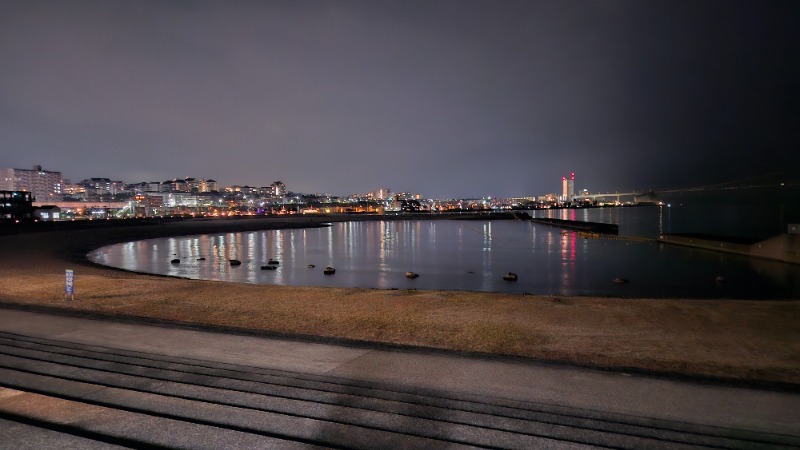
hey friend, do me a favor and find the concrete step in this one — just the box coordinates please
[0,387,314,449]
[0,331,797,449]
[0,414,126,449]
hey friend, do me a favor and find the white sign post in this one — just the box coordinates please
[65,269,74,301]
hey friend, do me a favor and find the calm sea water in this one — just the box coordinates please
[89,204,800,299]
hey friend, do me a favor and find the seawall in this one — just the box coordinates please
[658,233,800,265]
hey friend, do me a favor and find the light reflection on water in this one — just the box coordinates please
[88,214,800,299]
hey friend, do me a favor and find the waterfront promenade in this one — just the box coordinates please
[1,307,798,448]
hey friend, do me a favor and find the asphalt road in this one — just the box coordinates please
[0,308,798,449]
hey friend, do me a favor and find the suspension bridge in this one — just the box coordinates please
[573,170,797,204]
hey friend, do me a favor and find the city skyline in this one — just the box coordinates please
[1,163,566,200]
[4,160,798,206]
[2,1,798,198]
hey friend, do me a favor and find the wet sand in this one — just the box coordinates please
[1,216,798,387]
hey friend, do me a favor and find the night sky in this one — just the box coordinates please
[1,1,798,198]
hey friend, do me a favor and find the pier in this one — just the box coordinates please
[530,217,619,234]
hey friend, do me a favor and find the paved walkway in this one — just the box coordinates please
[0,308,798,448]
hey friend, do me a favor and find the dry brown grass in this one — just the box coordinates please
[1,218,798,385]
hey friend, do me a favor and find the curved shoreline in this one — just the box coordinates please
[1,216,799,387]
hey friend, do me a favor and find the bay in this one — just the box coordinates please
[89,206,800,299]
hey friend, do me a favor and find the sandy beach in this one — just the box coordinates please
[1,216,798,387]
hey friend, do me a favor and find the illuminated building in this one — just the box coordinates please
[0,165,63,202]
[79,178,125,198]
[560,172,576,202]
[0,190,35,221]
[199,179,218,192]
[33,205,61,221]
[568,172,575,198]
[184,177,200,192]
[270,181,287,197]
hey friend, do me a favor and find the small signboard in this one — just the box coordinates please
[65,269,74,301]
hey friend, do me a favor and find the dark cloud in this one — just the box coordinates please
[1,0,798,197]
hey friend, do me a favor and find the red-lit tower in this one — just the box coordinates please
[568,172,575,198]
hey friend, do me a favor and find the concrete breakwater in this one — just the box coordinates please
[658,233,800,265]
[529,217,620,234]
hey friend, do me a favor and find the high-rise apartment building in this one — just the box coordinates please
[373,187,392,200]
[199,179,218,192]
[568,172,575,198]
[270,181,286,197]
[79,178,125,197]
[560,172,575,201]
[0,165,63,202]
[184,178,200,192]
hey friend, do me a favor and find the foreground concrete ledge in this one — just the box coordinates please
[2,299,798,394]
[2,304,799,438]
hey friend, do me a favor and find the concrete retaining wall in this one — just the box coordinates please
[750,234,800,264]
[658,233,800,265]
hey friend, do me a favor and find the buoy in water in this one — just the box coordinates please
[503,272,518,281]
[715,275,726,284]
[307,264,316,268]
[612,277,629,284]
[406,271,419,279]
[323,266,336,275]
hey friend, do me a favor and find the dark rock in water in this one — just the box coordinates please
[612,277,629,284]
[261,265,277,270]
[197,257,206,261]
[229,259,242,266]
[715,275,726,284]
[268,259,279,265]
[405,271,419,279]
[502,272,518,281]
[170,259,180,264]
[323,266,336,275]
